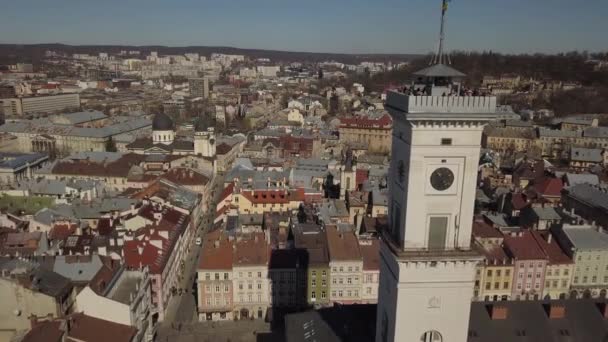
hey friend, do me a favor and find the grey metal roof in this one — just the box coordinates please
[413,63,466,78]
[562,226,608,250]
[53,255,103,283]
[571,147,603,163]
[584,126,608,139]
[0,153,48,171]
[531,206,562,220]
[566,183,608,211]
[565,173,599,187]
[50,111,106,125]
[28,266,73,298]
[538,128,581,138]
[0,116,151,138]
[468,300,608,342]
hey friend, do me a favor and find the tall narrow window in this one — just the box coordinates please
[392,203,402,243]
[428,217,448,250]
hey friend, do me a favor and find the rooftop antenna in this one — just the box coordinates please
[431,0,452,65]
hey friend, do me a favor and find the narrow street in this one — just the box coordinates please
[156,172,226,339]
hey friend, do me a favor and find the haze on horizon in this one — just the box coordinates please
[1,0,606,55]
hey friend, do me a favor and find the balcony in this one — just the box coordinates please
[381,230,481,262]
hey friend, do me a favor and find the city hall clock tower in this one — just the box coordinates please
[375,2,497,342]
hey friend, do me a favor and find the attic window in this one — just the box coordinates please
[441,138,452,146]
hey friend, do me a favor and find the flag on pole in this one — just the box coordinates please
[442,0,451,15]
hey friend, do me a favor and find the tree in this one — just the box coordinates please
[318,69,324,79]
[105,137,117,152]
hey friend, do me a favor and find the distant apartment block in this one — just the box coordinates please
[1,93,80,115]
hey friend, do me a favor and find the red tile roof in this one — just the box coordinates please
[534,178,563,198]
[23,320,63,342]
[240,188,304,204]
[531,231,573,265]
[474,241,512,265]
[503,231,547,261]
[48,223,77,241]
[356,169,369,186]
[123,207,188,273]
[198,230,234,270]
[161,167,210,186]
[52,153,145,178]
[216,142,233,155]
[218,183,235,203]
[278,136,314,151]
[66,313,137,342]
[472,219,503,239]
[359,239,380,271]
[339,114,392,129]
[511,193,530,210]
[234,233,269,266]
[326,225,362,261]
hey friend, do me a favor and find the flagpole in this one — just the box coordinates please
[436,0,447,65]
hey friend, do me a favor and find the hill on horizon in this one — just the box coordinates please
[0,43,423,65]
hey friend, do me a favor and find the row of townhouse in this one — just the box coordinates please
[473,219,608,302]
[483,125,608,158]
[196,226,380,321]
[122,204,194,322]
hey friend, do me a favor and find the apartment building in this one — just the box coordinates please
[232,233,270,320]
[472,220,514,301]
[338,113,392,154]
[504,231,548,300]
[269,249,306,309]
[532,231,574,300]
[555,226,608,299]
[1,93,80,115]
[122,205,192,321]
[293,224,331,307]
[359,238,380,304]
[197,231,234,321]
[326,226,363,304]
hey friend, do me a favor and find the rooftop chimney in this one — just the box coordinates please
[488,305,508,320]
[545,303,566,319]
[547,234,552,244]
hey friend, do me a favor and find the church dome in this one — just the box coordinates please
[194,118,206,132]
[152,112,174,131]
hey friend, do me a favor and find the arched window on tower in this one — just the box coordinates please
[421,330,442,342]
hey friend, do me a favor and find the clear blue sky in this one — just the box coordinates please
[1,0,606,54]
